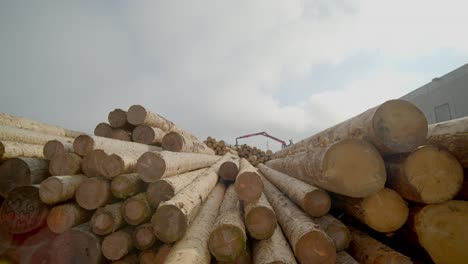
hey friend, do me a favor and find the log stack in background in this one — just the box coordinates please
[0,100,467,264]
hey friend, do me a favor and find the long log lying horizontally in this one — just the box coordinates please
[262,177,336,263]
[164,183,225,264]
[162,131,215,155]
[267,139,386,198]
[0,141,45,159]
[47,202,92,234]
[127,105,175,131]
[90,202,124,235]
[39,175,87,204]
[258,164,330,217]
[0,125,73,146]
[252,225,297,264]
[273,99,427,158]
[111,173,145,199]
[73,135,160,156]
[235,158,264,202]
[385,145,463,204]
[244,192,277,240]
[0,157,49,198]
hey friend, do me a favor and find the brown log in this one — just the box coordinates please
[81,149,108,177]
[100,151,140,178]
[132,125,166,145]
[0,157,49,198]
[43,139,73,159]
[152,155,231,243]
[0,125,73,146]
[217,248,251,264]
[274,99,427,158]
[111,173,145,199]
[133,223,157,250]
[331,188,409,233]
[385,145,464,204]
[75,177,113,210]
[244,193,277,240]
[428,116,468,167]
[47,202,92,234]
[162,131,215,155]
[14,226,58,264]
[146,168,208,207]
[39,174,87,204]
[140,244,173,264]
[262,177,336,264]
[258,164,330,217]
[209,185,247,262]
[0,185,49,234]
[0,112,83,138]
[219,158,239,182]
[0,140,45,159]
[122,193,152,225]
[127,105,175,130]
[252,225,297,264]
[49,152,82,176]
[348,227,412,264]
[137,150,220,182]
[164,183,225,264]
[73,135,160,156]
[108,108,132,129]
[102,226,134,261]
[314,214,351,251]
[94,122,113,138]
[407,200,468,264]
[111,253,139,264]
[90,202,124,235]
[50,223,104,264]
[266,139,386,198]
[0,224,12,255]
[110,128,132,142]
[234,158,264,203]
[336,251,359,264]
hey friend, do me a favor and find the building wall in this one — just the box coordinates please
[401,64,468,124]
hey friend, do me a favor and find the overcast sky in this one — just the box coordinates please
[1,1,467,151]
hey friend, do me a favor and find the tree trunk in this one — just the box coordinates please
[102,226,134,261]
[90,202,124,235]
[273,99,427,158]
[108,108,133,129]
[110,173,145,199]
[49,152,82,176]
[137,150,220,182]
[146,168,208,207]
[244,193,277,240]
[385,145,464,204]
[0,185,49,234]
[73,135,160,156]
[132,125,166,146]
[47,202,92,234]
[252,225,297,264]
[81,149,108,177]
[0,125,73,145]
[0,141,45,159]
[262,177,336,264]
[152,155,231,243]
[43,139,73,159]
[133,223,157,250]
[164,183,225,264]
[122,193,152,226]
[0,157,49,198]
[314,214,351,251]
[258,164,330,217]
[266,139,386,198]
[235,158,264,203]
[219,158,239,182]
[336,251,359,264]
[348,227,412,264]
[75,177,113,210]
[428,116,468,168]
[39,175,88,204]
[162,131,215,155]
[331,188,409,233]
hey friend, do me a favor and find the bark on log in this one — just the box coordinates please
[152,155,231,243]
[0,125,73,146]
[208,185,247,262]
[111,173,145,199]
[244,193,277,240]
[73,135,160,156]
[90,202,124,235]
[0,185,49,234]
[47,202,92,234]
[102,226,134,261]
[235,158,264,203]
[314,214,351,251]
[0,113,83,138]
[164,183,225,264]
[137,150,220,182]
[348,227,412,264]
[39,175,87,204]
[75,177,113,210]
[252,225,297,264]
[146,168,208,207]
[262,177,336,264]
[336,251,359,264]
[273,100,427,158]
[122,193,152,226]
[49,152,82,176]
[331,188,409,233]
[162,131,215,155]
[108,108,133,129]
[100,151,140,178]
[258,164,330,217]
[428,116,468,168]
[385,145,464,204]
[50,223,104,264]
[0,157,49,198]
[81,149,108,177]
[0,141,45,159]
[132,125,166,145]
[266,139,386,198]
[43,139,73,160]
[133,223,157,250]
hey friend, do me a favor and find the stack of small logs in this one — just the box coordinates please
[204,136,238,156]
[0,99,467,264]
[236,144,273,166]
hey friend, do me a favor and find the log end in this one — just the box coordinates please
[161,132,185,152]
[324,221,351,251]
[50,226,103,264]
[134,225,156,250]
[43,140,65,160]
[47,206,76,234]
[0,158,32,198]
[235,172,264,203]
[137,152,166,182]
[102,231,131,261]
[91,210,114,235]
[123,198,148,225]
[127,105,147,126]
[94,123,112,137]
[152,204,187,243]
[246,207,277,240]
[75,178,110,210]
[303,189,331,217]
[219,161,239,181]
[147,181,175,208]
[73,135,95,156]
[101,154,125,179]
[132,125,155,145]
[295,229,336,264]
[108,109,128,128]
[209,225,246,262]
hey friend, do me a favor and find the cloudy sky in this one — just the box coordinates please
[1,1,467,151]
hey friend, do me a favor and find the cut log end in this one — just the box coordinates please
[134,224,156,250]
[152,204,187,243]
[137,152,165,182]
[75,178,110,210]
[322,220,351,252]
[101,154,125,178]
[161,132,184,152]
[123,199,148,225]
[235,172,264,202]
[219,161,239,181]
[47,206,79,234]
[295,230,336,264]
[303,189,331,217]
[209,225,246,262]
[102,231,132,261]
[246,207,277,240]
[73,135,95,156]
[43,140,66,159]
[323,139,386,197]
[127,105,147,126]
[91,211,114,235]
[147,181,175,207]
[94,123,112,137]
[108,109,128,128]
[132,125,156,145]
[373,99,428,153]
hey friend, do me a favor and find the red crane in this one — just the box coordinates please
[235,132,292,149]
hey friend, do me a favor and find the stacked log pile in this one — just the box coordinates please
[204,137,238,156]
[0,100,467,264]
